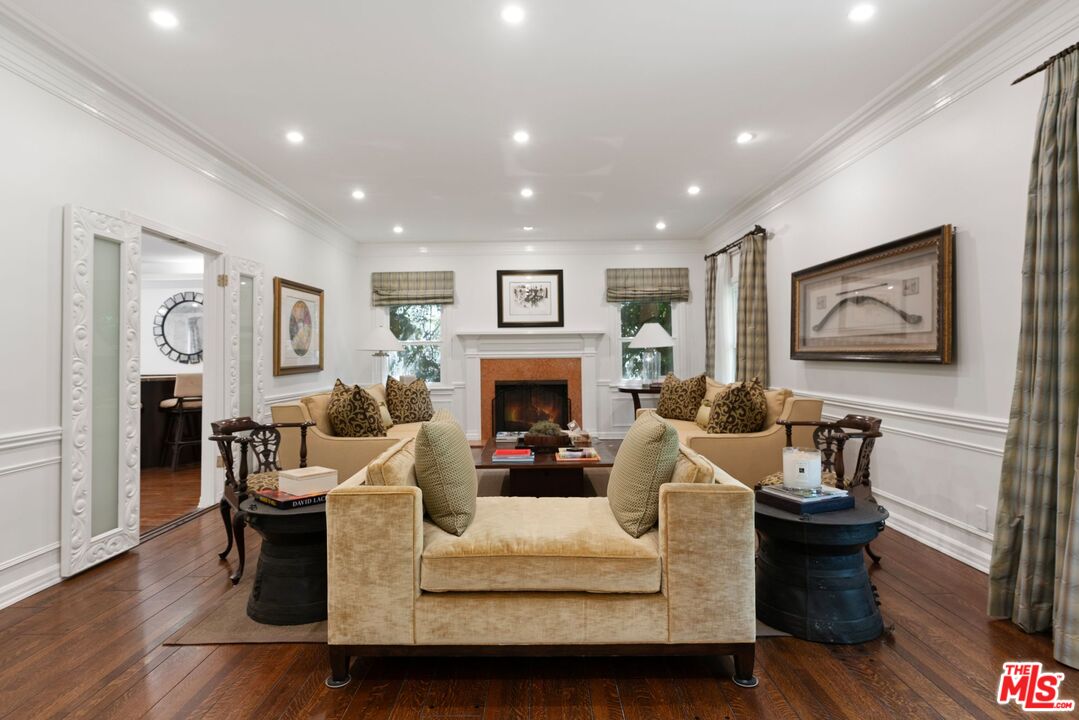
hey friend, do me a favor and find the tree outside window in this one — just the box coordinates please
[620,301,674,380]
[388,304,441,383]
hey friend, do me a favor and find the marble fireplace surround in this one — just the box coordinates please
[457,331,604,443]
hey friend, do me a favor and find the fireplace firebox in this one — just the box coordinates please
[493,380,570,433]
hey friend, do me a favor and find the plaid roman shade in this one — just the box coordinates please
[605,268,690,303]
[371,271,455,306]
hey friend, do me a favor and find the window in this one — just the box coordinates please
[620,301,674,380]
[388,304,442,383]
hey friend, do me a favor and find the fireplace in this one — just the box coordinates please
[493,380,571,433]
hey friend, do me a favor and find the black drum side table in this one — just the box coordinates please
[755,498,888,644]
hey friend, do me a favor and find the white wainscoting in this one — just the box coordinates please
[598,381,659,439]
[794,390,1006,572]
[0,427,63,608]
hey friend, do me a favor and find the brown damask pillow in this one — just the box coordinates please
[386,376,435,424]
[655,373,706,421]
[327,379,386,437]
[706,377,767,434]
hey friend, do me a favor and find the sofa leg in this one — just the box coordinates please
[732,644,758,688]
[325,646,352,689]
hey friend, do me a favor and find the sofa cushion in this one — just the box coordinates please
[415,421,477,535]
[764,388,793,429]
[672,445,714,485]
[694,400,711,429]
[366,439,418,487]
[706,378,767,434]
[421,496,660,593]
[300,393,334,435]
[664,418,706,445]
[327,380,386,438]
[364,384,394,428]
[607,413,680,537]
[386,377,435,424]
[656,373,706,421]
[704,377,729,404]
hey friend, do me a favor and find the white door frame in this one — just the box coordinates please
[225,256,267,423]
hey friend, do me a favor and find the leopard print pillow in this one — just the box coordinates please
[386,376,434,424]
[327,379,386,438]
[706,377,767,434]
[655,373,706,421]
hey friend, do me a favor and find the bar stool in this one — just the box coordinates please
[160,373,203,470]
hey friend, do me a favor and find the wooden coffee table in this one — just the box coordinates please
[473,439,620,497]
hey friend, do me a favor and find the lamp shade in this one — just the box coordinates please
[361,325,404,352]
[629,322,674,349]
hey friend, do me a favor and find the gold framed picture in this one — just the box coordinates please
[273,277,324,376]
[791,225,955,363]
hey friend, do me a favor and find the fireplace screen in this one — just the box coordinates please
[493,381,570,432]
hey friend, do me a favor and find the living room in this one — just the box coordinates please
[1,1,1078,717]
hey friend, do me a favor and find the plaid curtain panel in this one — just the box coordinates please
[989,51,1079,669]
[705,255,718,377]
[371,271,455,306]
[605,267,690,302]
[735,233,768,385]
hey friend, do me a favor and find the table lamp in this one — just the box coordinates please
[360,325,404,384]
[629,322,673,385]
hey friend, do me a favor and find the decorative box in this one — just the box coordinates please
[277,465,338,496]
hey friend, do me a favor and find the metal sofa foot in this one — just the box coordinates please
[733,675,759,688]
[325,673,352,689]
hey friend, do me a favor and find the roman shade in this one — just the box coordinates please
[371,271,455,306]
[605,268,690,303]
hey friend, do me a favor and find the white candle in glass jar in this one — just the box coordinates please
[782,447,822,491]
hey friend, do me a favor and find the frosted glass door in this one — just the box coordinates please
[238,275,254,417]
[61,207,141,577]
[226,258,265,421]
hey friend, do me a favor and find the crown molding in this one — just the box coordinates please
[702,0,1079,248]
[358,237,706,258]
[0,5,356,254]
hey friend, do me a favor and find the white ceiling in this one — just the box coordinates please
[5,0,1013,243]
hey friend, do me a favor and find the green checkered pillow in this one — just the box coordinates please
[607,412,679,537]
[414,421,477,535]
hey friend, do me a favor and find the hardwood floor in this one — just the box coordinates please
[140,465,201,535]
[0,511,1073,719]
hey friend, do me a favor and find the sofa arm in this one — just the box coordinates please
[326,476,422,645]
[659,481,755,644]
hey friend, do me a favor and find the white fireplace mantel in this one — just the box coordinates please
[455,330,606,440]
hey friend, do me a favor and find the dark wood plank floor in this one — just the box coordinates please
[140,465,201,534]
[0,511,1073,719]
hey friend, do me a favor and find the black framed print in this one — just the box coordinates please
[496,269,565,328]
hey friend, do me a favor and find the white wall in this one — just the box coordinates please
[354,240,707,438]
[0,63,359,606]
[705,59,1049,571]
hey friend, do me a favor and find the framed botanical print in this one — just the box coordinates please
[791,225,955,363]
[496,269,565,328]
[273,277,324,375]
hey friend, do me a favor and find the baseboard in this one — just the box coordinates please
[875,489,992,573]
[0,544,61,609]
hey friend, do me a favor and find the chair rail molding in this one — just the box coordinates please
[702,0,1079,245]
[0,426,62,453]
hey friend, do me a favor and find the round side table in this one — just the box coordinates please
[755,497,888,644]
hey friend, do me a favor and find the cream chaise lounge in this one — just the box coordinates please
[271,386,455,479]
[323,435,759,689]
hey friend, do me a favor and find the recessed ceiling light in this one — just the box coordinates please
[393,225,404,234]
[634,244,643,251]
[520,187,534,198]
[687,185,701,196]
[351,188,365,200]
[513,129,530,145]
[525,245,535,252]
[848,4,876,22]
[149,9,179,29]
[523,226,534,231]
[285,130,304,144]
[419,247,428,254]
[655,220,667,231]
[501,5,525,25]
[736,131,755,145]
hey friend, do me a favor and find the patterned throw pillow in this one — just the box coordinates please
[706,377,767,434]
[415,421,477,535]
[607,412,680,537]
[655,373,706,421]
[386,376,435,424]
[695,399,712,429]
[327,379,386,437]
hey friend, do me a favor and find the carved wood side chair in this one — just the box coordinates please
[210,417,314,584]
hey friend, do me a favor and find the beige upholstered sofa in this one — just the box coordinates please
[323,435,759,689]
[270,386,455,480]
[637,390,823,486]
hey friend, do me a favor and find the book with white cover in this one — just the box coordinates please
[278,465,338,496]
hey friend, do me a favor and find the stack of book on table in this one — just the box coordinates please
[555,447,600,462]
[495,431,525,444]
[491,448,535,463]
[755,484,854,514]
[253,465,338,510]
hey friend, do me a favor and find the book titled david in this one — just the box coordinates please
[253,489,328,510]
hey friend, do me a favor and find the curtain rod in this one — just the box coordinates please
[703,225,766,261]
[1012,42,1079,85]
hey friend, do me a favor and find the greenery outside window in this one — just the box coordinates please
[620,301,674,380]
[388,304,442,383]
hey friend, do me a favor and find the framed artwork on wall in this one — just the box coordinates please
[790,225,955,363]
[496,269,565,328]
[273,277,324,375]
